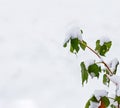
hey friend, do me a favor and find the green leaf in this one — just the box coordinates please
[79,40,87,50]
[115,96,120,104]
[101,96,110,107]
[103,74,110,86]
[113,61,119,74]
[95,40,112,56]
[88,63,101,78]
[100,45,107,56]
[85,96,98,108]
[80,62,88,85]
[63,42,67,47]
[70,38,80,53]
[110,104,116,108]
[80,29,83,34]
[85,99,90,108]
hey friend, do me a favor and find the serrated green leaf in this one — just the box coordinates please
[95,40,112,56]
[85,96,98,108]
[88,63,101,78]
[80,62,88,85]
[79,40,87,50]
[95,40,101,51]
[100,45,107,56]
[101,96,110,107]
[103,74,110,86]
[70,38,80,53]
[105,41,112,51]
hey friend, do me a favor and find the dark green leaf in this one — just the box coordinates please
[63,42,67,47]
[115,96,120,104]
[95,40,112,56]
[113,61,119,74]
[85,96,98,108]
[101,96,110,107]
[95,40,101,52]
[100,45,107,56]
[70,38,80,53]
[103,74,110,86]
[110,104,116,108]
[88,63,101,78]
[79,40,87,50]
[80,62,88,85]
[80,29,83,34]
[85,99,90,108]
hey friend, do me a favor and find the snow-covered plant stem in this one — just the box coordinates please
[63,27,119,108]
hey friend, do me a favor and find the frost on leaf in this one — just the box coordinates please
[99,37,111,46]
[103,74,110,86]
[63,26,87,54]
[80,61,102,85]
[85,96,98,108]
[89,101,100,108]
[94,90,108,101]
[108,75,120,96]
[88,63,101,78]
[108,58,119,74]
[95,37,112,56]
[84,60,101,78]
[64,26,83,44]
[108,75,120,85]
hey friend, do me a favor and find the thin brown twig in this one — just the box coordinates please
[80,40,113,75]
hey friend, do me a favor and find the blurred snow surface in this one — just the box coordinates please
[0,0,120,108]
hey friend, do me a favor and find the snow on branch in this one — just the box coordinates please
[94,90,108,101]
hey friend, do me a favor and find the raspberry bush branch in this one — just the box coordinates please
[63,27,119,108]
[80,40,113,75]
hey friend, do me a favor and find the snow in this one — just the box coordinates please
[108,58,119,72]
[64,26,83,45]
[0,0,120,108]
[89,101,100,108]
[108,75,120,96]
[90,73,96,78]
[99,37,111,46]
[108,75,120,85]
[94,90,108,101]
[84,59,95,68]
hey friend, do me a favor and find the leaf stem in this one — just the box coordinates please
[80,40,113,75]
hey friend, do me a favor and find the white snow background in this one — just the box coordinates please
[0,0,120,108]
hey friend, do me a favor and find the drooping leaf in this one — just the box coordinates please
[79,40,87,50]
[70,38,80,53]
[80,62,88,85]
[85,99,90,108]
[103,74,110,86]
[85,96,98,108]
[88,63,101,78]
[63,42,68,47]
[95,40,112,56]
[113,61,119,74]
[101,96,110,107]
